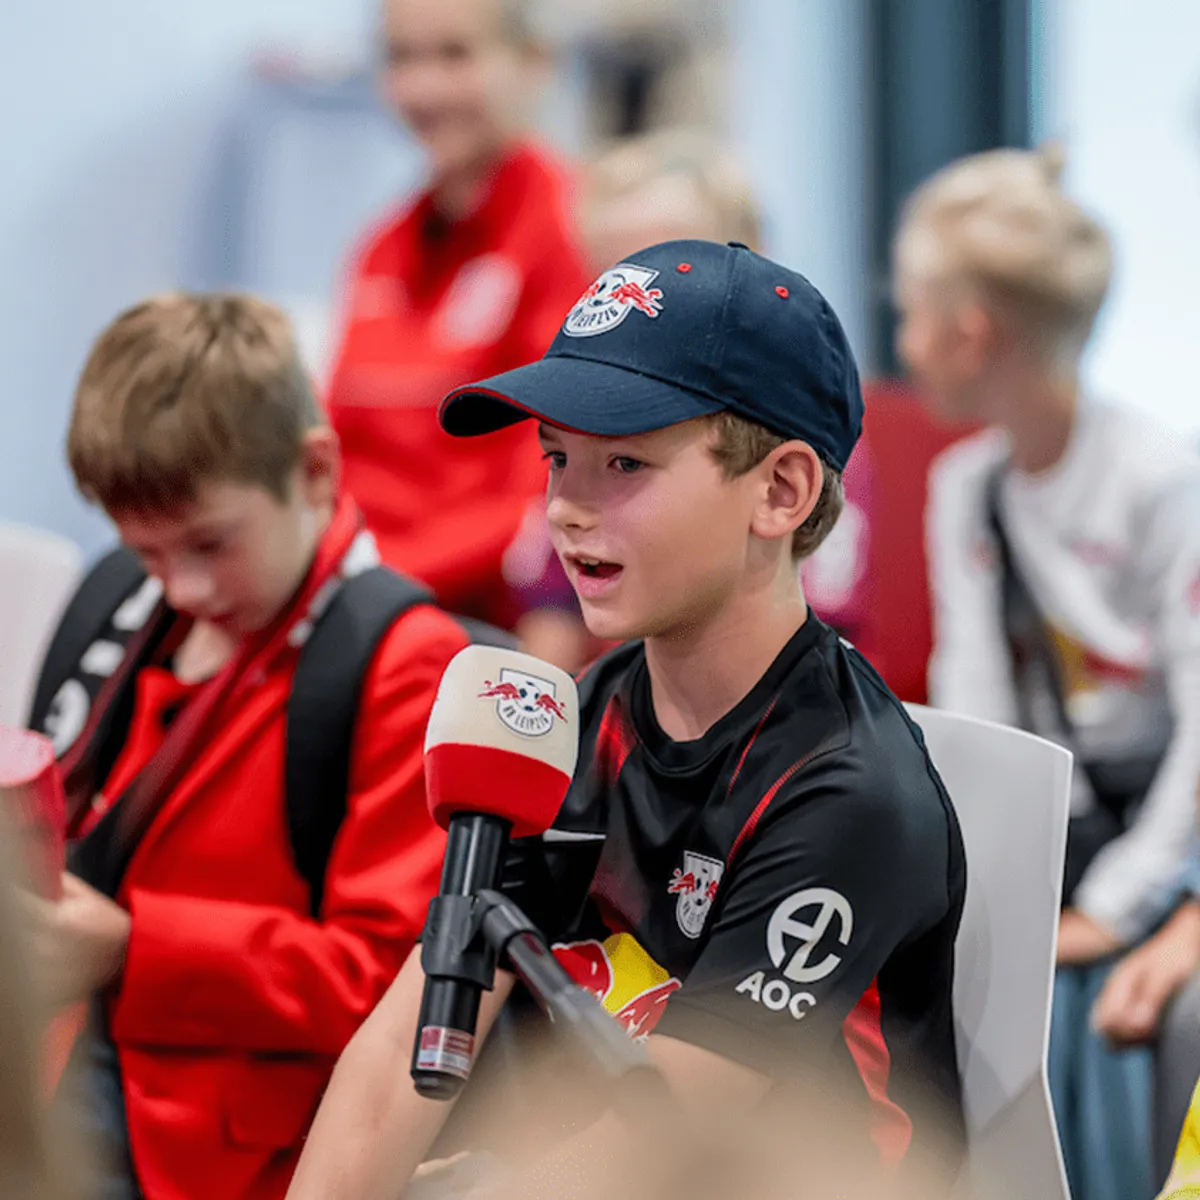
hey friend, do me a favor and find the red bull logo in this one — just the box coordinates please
[609,279,664,318]
[534,692,569,722]
[482,668,567,738]
[479,680,524,702]
[553,934,681,1042]
[668,869,719,904]
[563,263,666,338]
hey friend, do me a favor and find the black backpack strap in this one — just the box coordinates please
[28,546,147,730]
[286,567,432,917]
[985,466,1083,749]
[285,567,518,918]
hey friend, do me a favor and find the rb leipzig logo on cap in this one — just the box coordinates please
[563,263,664,338]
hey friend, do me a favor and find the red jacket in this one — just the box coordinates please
[103,603,466,1199]
[327,141,591,628]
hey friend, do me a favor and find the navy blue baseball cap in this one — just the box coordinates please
[438,239,864,470]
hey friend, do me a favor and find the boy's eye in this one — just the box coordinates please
[439,40,471,64]
[611,456,645,475]
[192,540,224,557]
[542,451,567,470]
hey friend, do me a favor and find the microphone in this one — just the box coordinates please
[412,646,579,1100]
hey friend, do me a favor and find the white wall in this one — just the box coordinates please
[0,0,385,558]
[0,0,871,559]
[731,0,872,369]
[1041,0,1200,432]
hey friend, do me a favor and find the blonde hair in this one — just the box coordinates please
[893,143,1112,363]
[68,293,320,515]
[584,128,762,251]
[706,412,844,561]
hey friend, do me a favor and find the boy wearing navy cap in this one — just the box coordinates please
[289,241,966,1198]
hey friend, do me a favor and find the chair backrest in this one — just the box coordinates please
[905,703,1072,1200]
[0,524,82,728]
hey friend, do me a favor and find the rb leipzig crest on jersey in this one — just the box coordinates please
[668,851,725,939]
[479,669,568,738]
[563,263,664,338]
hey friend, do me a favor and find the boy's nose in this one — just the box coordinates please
[546,488,598,533]
[164,567,215,614]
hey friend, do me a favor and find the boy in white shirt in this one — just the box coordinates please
[893,144,1200,1200]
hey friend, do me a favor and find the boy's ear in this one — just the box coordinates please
[750,441,823,544]
[299,427,341,509]
[957,298,1001,370]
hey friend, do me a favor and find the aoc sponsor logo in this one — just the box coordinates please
[767,887,853,984]
[735,887,855,1020]
[735,971,816,1021]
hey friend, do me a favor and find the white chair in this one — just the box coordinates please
[906,703,1073,1200]
[0,523,83,728]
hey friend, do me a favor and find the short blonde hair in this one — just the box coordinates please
[584,128,762,250]
[893,144,1112,363]
[706,412,843,561]
[68,293,320,514]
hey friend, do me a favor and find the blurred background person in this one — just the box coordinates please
[534,0,728,146]
[895,144,1200,1200]
[1084,93,1200,1188]
[325,0,590,629]
[1095,877,1200,1184]
[0,803,86,1200]
[510,127,875,672]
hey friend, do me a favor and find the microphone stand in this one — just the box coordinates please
[419,886,666,1120]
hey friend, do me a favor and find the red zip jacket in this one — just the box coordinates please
[97,579,466,1198]
[326,141,591,628]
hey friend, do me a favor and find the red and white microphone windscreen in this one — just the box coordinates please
[424,646,579,838]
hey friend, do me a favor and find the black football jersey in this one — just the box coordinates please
[501,617,966,1166]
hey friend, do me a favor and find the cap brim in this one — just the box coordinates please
[439,356,723,438]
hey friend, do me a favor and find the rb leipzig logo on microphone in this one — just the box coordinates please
[479,669,568,738]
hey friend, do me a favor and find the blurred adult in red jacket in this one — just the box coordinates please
[326,0,591,628]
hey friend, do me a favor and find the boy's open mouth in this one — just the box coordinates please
[568,555,622,582]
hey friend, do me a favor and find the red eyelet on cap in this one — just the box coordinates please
[677,263,692,273]
[776,286,790,299]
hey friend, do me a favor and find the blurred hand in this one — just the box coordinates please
[1057,907,1122,966]
[21,871,130,1009]
[1092,901,1200,1048]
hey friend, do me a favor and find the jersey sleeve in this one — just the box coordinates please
[653,767,959,1077]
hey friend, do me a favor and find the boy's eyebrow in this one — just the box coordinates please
[536,422,561,446]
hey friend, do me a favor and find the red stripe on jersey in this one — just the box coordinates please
[595,696,637,786]
[842,979,914,1166]
[726,754,808,869]
[725,695,779,800]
